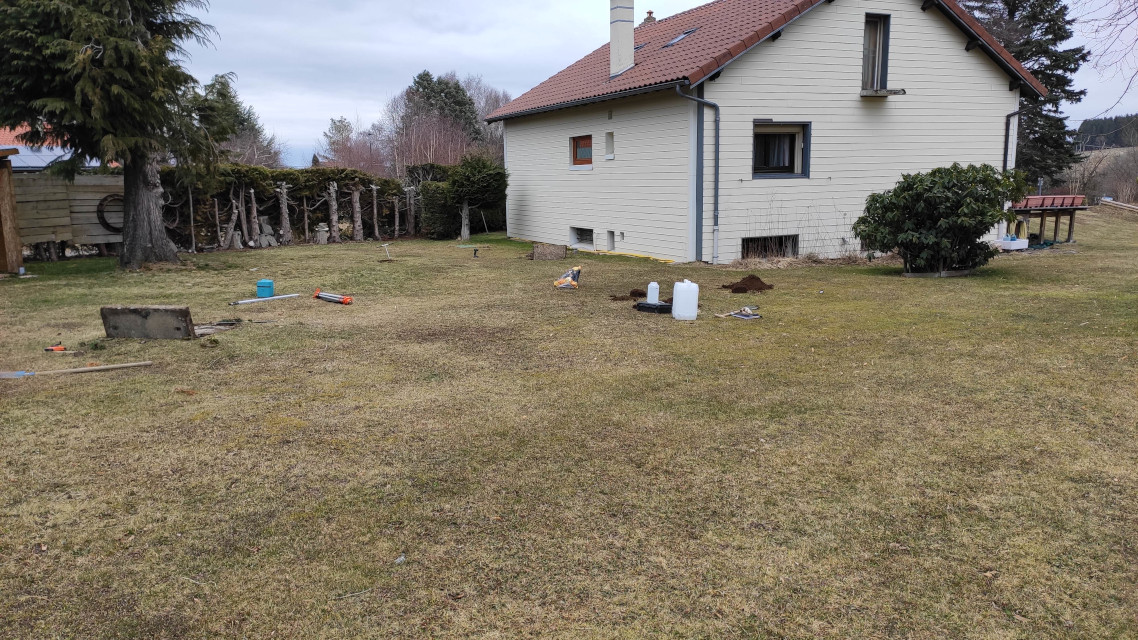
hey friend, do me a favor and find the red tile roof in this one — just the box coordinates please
[0,126,31,147]
[487,0,1046,122]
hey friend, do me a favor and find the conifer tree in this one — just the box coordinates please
[0,0,221,268]
[963,0,1089,184]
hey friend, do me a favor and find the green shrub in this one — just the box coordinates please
[418,181,461,239]
[854,163,1028,274]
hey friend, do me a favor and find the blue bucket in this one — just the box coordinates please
[257,279,275,298]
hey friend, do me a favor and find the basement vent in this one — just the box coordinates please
[570,227,595,250]
[742,235,799,259]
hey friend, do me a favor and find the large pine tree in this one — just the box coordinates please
[0,0,218,268]
[963,0,1088,184]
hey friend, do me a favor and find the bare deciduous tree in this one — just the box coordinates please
[1074,0,1138,99]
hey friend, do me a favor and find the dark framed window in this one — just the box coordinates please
[753,122,810,178]
[571,135,592,166]
[862,15,890,91]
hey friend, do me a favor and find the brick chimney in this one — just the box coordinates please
[610,1,635,78]
[641,10,657,25]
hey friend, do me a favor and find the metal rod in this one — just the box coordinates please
[228,294,301,306]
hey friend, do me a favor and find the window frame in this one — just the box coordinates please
[752,121,811,180]
[571,135,593,167]
[862,14,891,92]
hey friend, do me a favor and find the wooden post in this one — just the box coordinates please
[1066,212,1076,243]
[213,198,222,247]
[188,187,196,253]
[0,151,24,273]
[406,190,416,236]
[237,186,249,247]
[1052,213,1060,243]
[370,185,379,240]
[302,197,310,242]
[248,188,259,247]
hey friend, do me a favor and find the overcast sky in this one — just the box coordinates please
[184,0,1135,168]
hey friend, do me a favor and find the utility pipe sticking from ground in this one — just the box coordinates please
[676,84,721,264]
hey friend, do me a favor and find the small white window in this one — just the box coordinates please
[605,132,615,160]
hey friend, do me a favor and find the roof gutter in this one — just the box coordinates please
[486,80,686,123]
[923,0,1046,99]
[675,84,720,265]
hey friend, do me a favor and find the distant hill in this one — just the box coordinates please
[1078,113,1138,150]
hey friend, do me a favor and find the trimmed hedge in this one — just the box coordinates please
[418,179,507,240]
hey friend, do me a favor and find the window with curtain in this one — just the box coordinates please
[753,123,809,177]
[862,15,890,91]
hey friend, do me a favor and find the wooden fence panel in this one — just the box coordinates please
[12,173,124,245]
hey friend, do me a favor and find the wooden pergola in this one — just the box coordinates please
[1010,195,1088,245]
[0,148,23,273]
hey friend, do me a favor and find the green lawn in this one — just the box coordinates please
[1,209,1135,638]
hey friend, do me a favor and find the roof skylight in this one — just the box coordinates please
[664,28,698,47]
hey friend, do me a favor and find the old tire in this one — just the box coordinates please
[97,194,124,234]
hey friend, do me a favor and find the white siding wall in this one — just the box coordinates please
[503,93,695,262]
[701,0,1022,261]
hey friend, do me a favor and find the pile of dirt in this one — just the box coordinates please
[629,289,647,299]
[722,275,774,294]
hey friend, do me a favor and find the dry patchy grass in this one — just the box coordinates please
[1,210,1136,638]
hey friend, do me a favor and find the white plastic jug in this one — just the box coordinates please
[647,282,660,304]
[671,280,699,320]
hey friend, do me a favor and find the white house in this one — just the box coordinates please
[486,0,1046,263]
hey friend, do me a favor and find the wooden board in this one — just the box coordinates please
[11,173,124,245]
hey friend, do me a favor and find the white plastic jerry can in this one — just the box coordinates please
[647,282,660,304]
[671,280,699,320]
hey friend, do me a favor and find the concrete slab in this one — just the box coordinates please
[533,243,567,261]
[100,305,196,340]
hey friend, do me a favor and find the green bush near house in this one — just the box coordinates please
[854,163,1028,274]
[417,160,508,240]
[418,181,461,240]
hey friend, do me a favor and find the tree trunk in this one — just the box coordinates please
[237,186,249,247]
[248,188,259,246]
[120,153,178,269]
[213,198,222,247]
[302,197,310,242]
[277,183,293,245]
[247,188,259,245]
[460,200,471,241]
[407,191,416,236]
[188,187,196,253]
[392,197,400,237]
[327,182,340,243]
[223,198,241,250]
[350,186,364,241]
[370,186,380,240]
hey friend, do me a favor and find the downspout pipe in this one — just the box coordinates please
[1003,103,1044,171]
[676,84,720,264]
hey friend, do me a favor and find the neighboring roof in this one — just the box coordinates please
[0,126,101,172]
[0,126,30,147]
[7,145,85,172]
[487,0,1046,122]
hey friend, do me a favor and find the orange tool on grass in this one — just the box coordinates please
[314,289,353,305]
